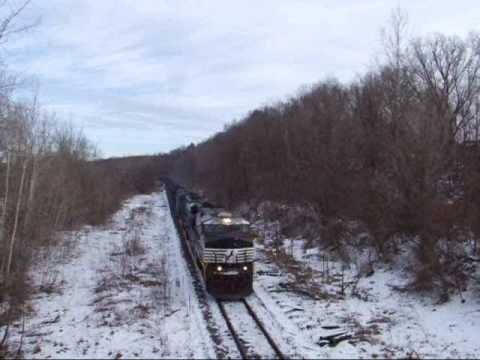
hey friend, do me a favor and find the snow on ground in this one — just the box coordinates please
[6,191,215,359]
[252,234,480,359]
[4,189,480,359]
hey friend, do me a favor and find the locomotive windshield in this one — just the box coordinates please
[203,223,252,239]
[207,238,252,249]
[200,209,254,243]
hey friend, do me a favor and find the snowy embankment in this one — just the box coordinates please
[253,232,480,359]
[5,191,215,359]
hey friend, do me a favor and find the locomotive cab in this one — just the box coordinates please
[200,210,255,299]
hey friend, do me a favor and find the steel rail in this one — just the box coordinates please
[217,299,285,359]
[241,299,284,359]
[216,300,250,359]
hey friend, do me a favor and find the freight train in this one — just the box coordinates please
[163,178,255,299]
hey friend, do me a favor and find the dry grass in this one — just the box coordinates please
[265,247,330,300]
[92,207,171,331]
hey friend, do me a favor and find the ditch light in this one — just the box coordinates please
[221,217,232,225]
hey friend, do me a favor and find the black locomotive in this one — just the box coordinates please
[163,178,255,299]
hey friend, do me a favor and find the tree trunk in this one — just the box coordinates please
[0,151,11,277]
[5,158,28,279]
[23,154,37,235]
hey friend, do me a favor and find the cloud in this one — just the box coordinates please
[4,0,480,156]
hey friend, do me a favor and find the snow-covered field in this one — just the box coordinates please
[5,192,215,359]
[4,190,480,359]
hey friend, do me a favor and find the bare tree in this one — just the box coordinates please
[0,0,39,44]
[381,6,410,72]
[5,156,27,279]
[0,151,10,268]
[409,33,480,141]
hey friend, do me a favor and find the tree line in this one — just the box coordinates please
[0,2,160,349]
[0,106,159,350]
[161,11,480,298]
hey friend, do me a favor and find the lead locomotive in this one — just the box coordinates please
[164,178,255,299]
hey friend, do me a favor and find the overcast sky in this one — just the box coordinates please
[4,0,480,157]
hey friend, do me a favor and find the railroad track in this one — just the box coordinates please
[217,298,284,359]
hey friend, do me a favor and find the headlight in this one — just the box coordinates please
[243,265,248,271]
[216,265,223,272]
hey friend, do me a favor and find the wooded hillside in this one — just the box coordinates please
[161,13,480,298]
